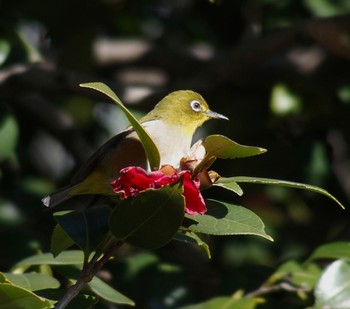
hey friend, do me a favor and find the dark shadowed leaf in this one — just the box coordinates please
[109,184,184,249]
[174,231,211,258]
[55,265,135,306]
[50,224,75,257]
[53,206,111,257]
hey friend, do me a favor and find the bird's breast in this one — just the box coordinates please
[133,120,193,168]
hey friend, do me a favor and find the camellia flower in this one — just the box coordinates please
[111,165,206,215]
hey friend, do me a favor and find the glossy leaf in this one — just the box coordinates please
[53,206,111,258]
[204,135,267,159]
[2,272,60,291]
[213,177,244,196]
[109,184,185,249]
[314,260,350,309]
[0,283,53,309]
[232,176,345,209]
[180,296,261,309]
[80,82,160,170]
[307,242,350,262]
[187,199,273,241]
[50,224,75,257]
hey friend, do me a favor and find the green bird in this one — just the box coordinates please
[42,90,228,208]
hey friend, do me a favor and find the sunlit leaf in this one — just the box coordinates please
[187,199,273,241]
[231,176,345,209]
[314,260,350,309]
[204,135,267,159]
[2,272,60,291]
[109,184,185,249]
[80,82,160,170]
[213,177,244,196]
[307,242,350,262]
[0,283,53,308]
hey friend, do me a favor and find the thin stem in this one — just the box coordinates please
[55,241,124,309]
[245,282,310,298]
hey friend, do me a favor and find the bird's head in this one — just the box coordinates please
[144,90,228,134]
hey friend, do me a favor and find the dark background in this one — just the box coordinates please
[1,0,350,308]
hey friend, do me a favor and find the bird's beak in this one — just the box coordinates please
[206,110,229,120]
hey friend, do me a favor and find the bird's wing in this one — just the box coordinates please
[70,127,134,184]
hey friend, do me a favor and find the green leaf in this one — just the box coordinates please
[174,231,211,258]
[50,224,75,257]
[88,276,135,306]
[0,112,19,162]
[109,184,185,249]
[187,199,273,241]
[204,135,267,159]
[2,272,60,291]
[12,251,84,272]
[55,265,135,306]
[0,39,10,66]
[36,289,97,309]
[268,261,321,290]
[314,260,350,309]
[231,176,345,209]
[213,177,244,196]
[179,296,262,309]
[53,206,111,258]
[0,283,53,309]
[80,82,160,170]
[307,242,350,262]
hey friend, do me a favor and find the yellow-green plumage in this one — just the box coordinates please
[42,90,227,208]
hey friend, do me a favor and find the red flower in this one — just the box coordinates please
[111,166,206,215]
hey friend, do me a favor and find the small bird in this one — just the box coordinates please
[42,90,228,208]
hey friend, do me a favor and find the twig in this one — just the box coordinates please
[55,241,124,309]
[245,282,310,298]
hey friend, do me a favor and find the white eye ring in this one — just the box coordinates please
[190,100,202,112]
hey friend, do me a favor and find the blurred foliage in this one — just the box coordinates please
[1,0,350,308]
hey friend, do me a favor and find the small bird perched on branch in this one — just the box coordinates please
[42,90,228,208]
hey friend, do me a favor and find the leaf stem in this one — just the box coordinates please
[55,241,124,309]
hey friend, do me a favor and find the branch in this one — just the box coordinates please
[55,241,124,309]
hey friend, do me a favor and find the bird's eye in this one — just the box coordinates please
[190,100,202,112]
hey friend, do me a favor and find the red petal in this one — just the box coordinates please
[181,172,206,215]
